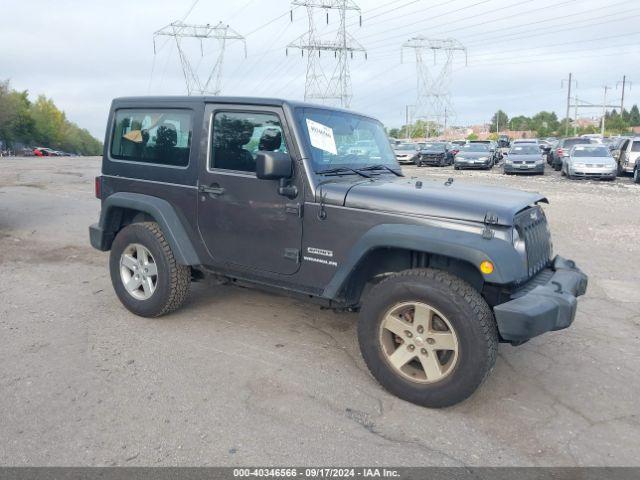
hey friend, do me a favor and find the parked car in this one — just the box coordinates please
[467,140,501,164]
[454,143,494,170]
[611,137,640,175]
[89,95,587,408]
[502,144,545,175]
[33,147,57,157]
[393,142,419,164]
[549,137,593,170]
[416,142,454,167]
[562,144,617,180]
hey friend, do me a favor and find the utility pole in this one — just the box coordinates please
[401,37,466,136]
[574,94,578,136]
[153,21,246,95]
[287,0,366,108]
[561,73,577,136]
[443,107,448,140]
[601,85,609,137]
[405,105,411,139]
[617,75,632,112]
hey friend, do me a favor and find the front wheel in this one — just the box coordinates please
[358,269,498,408]
[634,167,640,183]
[109,222,191,317]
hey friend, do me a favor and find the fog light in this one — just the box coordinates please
[480,261,494,274]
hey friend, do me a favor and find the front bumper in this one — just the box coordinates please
[455,160,490,169]
[503,162,544,173]
[493,256,588,342]
[396,155,418,164]
[569,167,616,179]
[418,155,446,165]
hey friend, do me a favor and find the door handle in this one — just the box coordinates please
[199,184,225,196]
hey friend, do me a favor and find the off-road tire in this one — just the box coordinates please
[358,268,498,408]
[109,222,191,317]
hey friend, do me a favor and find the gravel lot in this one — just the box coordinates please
[1,156,639,467]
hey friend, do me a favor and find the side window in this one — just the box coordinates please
[110,109,192,167]
[210,111,287,173]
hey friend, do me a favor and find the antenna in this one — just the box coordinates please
[153,21,246,95]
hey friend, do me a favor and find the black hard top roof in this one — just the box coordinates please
[111,96,373,118]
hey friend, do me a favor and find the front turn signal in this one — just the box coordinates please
[480,261,494,275]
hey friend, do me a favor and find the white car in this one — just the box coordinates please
[563,145,617,180]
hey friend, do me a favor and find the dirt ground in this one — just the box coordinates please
[1,156,639,466]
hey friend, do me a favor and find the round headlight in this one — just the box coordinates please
[512,227,526,257]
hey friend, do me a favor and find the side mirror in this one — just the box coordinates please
[256,151,292,180]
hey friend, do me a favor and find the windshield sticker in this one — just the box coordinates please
[306,119,337,155]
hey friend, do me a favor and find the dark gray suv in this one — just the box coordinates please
[90,96,587,408]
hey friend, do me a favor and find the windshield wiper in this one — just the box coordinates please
[356,164,404,177]
[315,167,372,178]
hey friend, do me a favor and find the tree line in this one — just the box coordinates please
[0,80,102,155]
[387,105,640,140]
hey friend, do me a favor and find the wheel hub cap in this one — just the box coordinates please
[120,243,158,300]
[378,301,459,384]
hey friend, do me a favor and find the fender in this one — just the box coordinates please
[323,223,526,299]
[91,192,201,266]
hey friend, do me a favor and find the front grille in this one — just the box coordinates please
[515,206,553,277]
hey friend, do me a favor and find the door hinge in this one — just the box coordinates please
[285,203,303,217]
[283,248,300,263]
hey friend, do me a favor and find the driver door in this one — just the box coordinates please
[197,105,303,275]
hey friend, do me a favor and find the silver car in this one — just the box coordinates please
[611,137,640,175]
[563,145,617,180]
[393,142,419,164]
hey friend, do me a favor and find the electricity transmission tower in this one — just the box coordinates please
[287,0,366,108]
[401,37,466,137]
[153,21,246,95]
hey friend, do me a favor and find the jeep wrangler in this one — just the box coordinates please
[90,96,588,407]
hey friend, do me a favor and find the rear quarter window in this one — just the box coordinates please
[110,109,193,167]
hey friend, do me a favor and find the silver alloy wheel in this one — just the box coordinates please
[379,301,459,384]
[120,243,158,300]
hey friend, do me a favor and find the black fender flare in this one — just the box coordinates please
[97,192,200,266]
[322,223,525,299]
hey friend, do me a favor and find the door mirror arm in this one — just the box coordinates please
[278,178,298,199]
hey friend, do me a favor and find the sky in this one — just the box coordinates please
[2,0,639,139]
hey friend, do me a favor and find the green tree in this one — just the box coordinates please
[629,104,640,126]
[0,81,35,147]
[509,115,530,131]
[466,132,478,141]
[530,111,559,137]
[388,128,401,138]
[490,110,509,132]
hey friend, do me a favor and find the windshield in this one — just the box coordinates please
[572,146,610,157]
[510,145,540,155]
[296,107,398,171]
[421,143,446,151]
[563,138,591,148]
[395,143,416,151]
[460,143,490,152]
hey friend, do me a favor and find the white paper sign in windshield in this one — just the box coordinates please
[306,119,337,155]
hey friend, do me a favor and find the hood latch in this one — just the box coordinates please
[482,211,499,239]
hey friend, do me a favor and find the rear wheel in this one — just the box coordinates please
[358,269,498,408]
[109,222,191,317]
[634,167,640,184]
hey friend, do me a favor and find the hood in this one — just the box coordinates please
[317,177,547,226]
[420,148,447,154]
[456,151,490,159]
[394,150,417,156]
